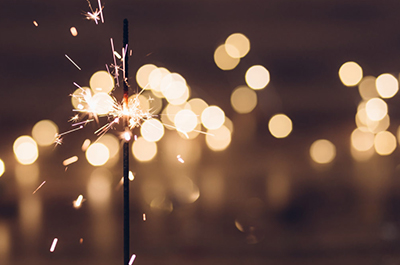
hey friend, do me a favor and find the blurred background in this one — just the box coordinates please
[2,0,400,264]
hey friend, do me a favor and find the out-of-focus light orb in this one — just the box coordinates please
[140,119,164,142]
[174,109,197,133]
[160,73,187,101]
[89,92,115,115]
[231,86,257,114]
[310,139,336,164]
[167,85,190,105]
[224,116,234,134]
[338,61,363,87]
[32,120,58,146]
[396,126,400,145]
[172,176,200,204]
[358,76,379,100]
[97,134,120,159]
[13,136,39,165]
[188,98,208,123]
[376,73,398,99]
[86,143,110,166]
[245,65,270,90]
[70,27,78,36]
[142,90,163,114]
[351,128,374,151]
[374,131,396,156]
[365,98,388,121]
[214,44,240,70]
[71,87,91,109]
[268,114,292,138]
[351,146,374,162]
[132,137,157,162]
[87,168,112,205]
[149,67,170,93]
[0,159,4,177]
[136,64,157,89]
[225,33,250,58]
[369,114,390,134]
[89,71,114,94]
[201,106,225,130]
[206,125,232,151]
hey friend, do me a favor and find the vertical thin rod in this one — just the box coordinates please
[123,18,130,265]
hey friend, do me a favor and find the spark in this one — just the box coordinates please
[32,181,46,194]
[110,38,120,87]
[73,195,84,208]
[79,238,84,244]
[142,213,146,221]
[129,254,136,265]
[63,156,78,166]
[50,238,58,252]
[114,51,122,59]
[57,126,84,137]
[177,155,185,163]
[129,171,135,181]
[81,139,91,151]
[65,54,82,70]
[97,0,104,23]
[84,0,103,26]
[33,21,38,27]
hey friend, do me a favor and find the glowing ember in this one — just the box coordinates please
[33,21,38,27]
[63,156,78,166]
[32,181,46,195]
[129,171,135,181]
[129,254,136,265]
[79,238,83,244]
[73,195,84,209]
[143,213,146,221]
[70,27,78,37]
[81,139,91,151]
[177,155,184,163]
[50,238,58,252]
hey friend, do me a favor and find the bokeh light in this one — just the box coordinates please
[171,176,200,204]
[13,136,39,165]
[206,125,232,151]
[225,33,250,58]
[71,87,91,110]
[136,64,157,89]
[201,106,225,130]
[188,98,208,123]
[89,92,115,115]
[268,114,292,138]
[132,137,157,162]
[149,67,170,93]
[97,134,120,159]
[87,168,112,205]
[310,139,336,164]
[365,98,388,121]
[85,143,110,166]
[374,131,396,156]
[338,61,363,86]
[141,119,165,142]
[351,128,374,151]
[0,159,4,177]
[174,109,198,133]
[358,76,378,100]
[245,65,270,90]
[32,120,58,146]
[89,71,114,94]
[214,44,240,70]
[231,86,257,114]
[376,73,398,99]
[160,73,187,101]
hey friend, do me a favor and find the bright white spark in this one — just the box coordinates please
[114,51,122,59]
[32,181,46,194]
[50,238,58,252]
[73,195,84,208]
[63,156,78,166]
[129,171,134,181]
[142,213,146,221]
[97,0,104,23]
[129,254,136,265]
[65,54,81,70]
[33,21,38,27]
[177,155,185,163]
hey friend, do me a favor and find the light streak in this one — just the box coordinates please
[65,54,82,70]
[73,195,84,208]
[50,238,58,252]
[177,155,184,163]
[97,0,104,23]
[33,21,38,27]
[57,126,84,137]
[114,51,122,59]
[32,181,46,194]
[129,254,136,265]
[142,213,146,221]
[81,139,91,151]
[63,156,78,166]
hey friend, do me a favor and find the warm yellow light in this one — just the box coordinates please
[171,176,200,204]
[71,87,91,109]
[376,73,398,98]
[365,98,388,121]
[167,84,190,105]
[206,125,232,151]
[140,119,165,142]
[32,120,58,146]
[70,27,78,36]
[89,92,115,115]
[245,65,270,90]
[13,136,39,165]
[136,64,156,89]
[89,71,114,94]
[310,139,336,164]
[201,106,225,130]
[149,67,170,93]
[132,137,157,162]
[351,128,374,151]
[225,33,250,58]
[369,114,390,134]
[174,109,197,133]
[160,73,187,101]
[97,134,120,158]
[188,98,208,123]
[73,195,84,209]
[231,86,257,114]
[87,168,112,205]
[358,76,378,100]
[374,131,396,156]
[214,44,240,70]
[85,143,110,166]
[0,159,4,177]
[338,61,363,86]
[268,114,292,138]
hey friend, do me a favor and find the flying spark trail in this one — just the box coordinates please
[50,238,58,252]
[129,254,136,265]
[32,181,46,194]
[65,54,82,70]
[63,156,78,166]
[97,0,104,23]
[142,213,146,221]
[33,21,38,27]
[73,195,84,208]
[177,155,184,163]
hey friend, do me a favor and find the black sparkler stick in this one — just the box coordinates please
[122,18,130,265]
